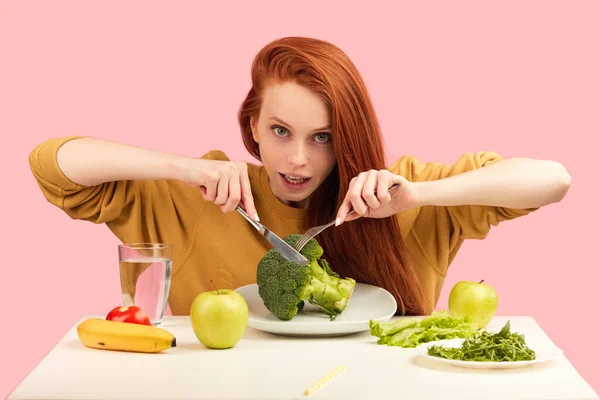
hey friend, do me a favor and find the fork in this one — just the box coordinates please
[293,183,399,252]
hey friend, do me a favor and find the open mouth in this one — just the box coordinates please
[279,173,311,187]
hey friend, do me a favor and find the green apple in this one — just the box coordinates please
[190,286,248,349]
[448,279,498,329]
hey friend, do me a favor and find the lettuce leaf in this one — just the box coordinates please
[369,310,479,348]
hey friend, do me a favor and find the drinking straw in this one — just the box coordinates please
[303,365,346,396]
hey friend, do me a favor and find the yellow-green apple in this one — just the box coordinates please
[448,279,498,329]
[190,285,248,349]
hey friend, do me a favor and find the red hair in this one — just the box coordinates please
[238,37,429,315]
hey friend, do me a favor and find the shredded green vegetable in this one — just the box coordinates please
[427,321,536,362]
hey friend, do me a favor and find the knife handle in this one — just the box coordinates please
[236,205,263,231]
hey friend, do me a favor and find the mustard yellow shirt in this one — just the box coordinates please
[29,136,536,315]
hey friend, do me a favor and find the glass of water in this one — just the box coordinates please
[118,243,173,326]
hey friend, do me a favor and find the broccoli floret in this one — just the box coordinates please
[283,234,323,261]
[256,234,356,321]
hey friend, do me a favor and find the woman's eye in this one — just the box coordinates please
[271,125,289,137]
[314,133,331,143]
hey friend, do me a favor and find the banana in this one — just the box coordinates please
[77,318,176,353]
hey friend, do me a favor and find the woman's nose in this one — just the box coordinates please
[286,143,309,167]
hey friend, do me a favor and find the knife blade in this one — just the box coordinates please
[236,206,309,266]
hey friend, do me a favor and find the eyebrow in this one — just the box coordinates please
[270,116,331,132]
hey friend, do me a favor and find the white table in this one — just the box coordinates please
[8,315,599,400]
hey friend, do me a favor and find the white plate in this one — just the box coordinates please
[234,283,397,336]
[414,338,564,369]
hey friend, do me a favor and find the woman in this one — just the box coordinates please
[29,37,571,316]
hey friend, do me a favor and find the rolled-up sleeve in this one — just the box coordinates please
[389,151,539,268]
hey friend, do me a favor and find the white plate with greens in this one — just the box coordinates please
[235,283,397,336]
[414,323,564,369]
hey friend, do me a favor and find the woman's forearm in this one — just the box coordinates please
[413,158,572,209]
[56,137,193,186]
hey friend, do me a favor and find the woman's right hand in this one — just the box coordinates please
[181,158,259,221]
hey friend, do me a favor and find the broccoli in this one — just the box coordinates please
[256,234,356,321]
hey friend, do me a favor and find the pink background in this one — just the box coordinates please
[1,1,598,397]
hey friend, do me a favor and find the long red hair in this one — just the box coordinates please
[238,37,429,315]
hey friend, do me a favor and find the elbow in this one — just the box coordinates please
[549,161,572,203]
[29,140,47,177]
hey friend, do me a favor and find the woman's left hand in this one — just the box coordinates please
[336,169,420,225]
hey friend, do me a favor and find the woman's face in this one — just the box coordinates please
[251,81,337,208]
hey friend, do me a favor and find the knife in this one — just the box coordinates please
[236,205,309,266]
